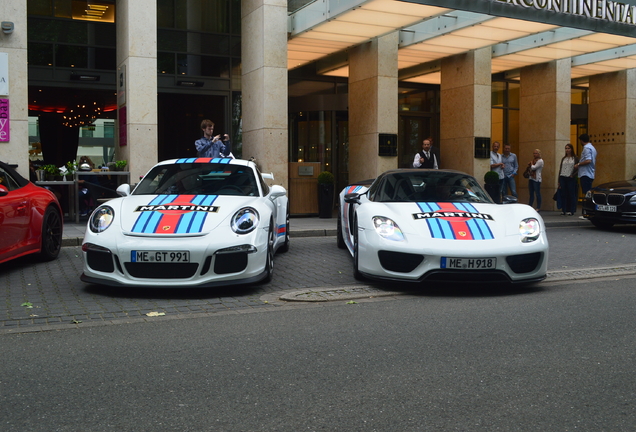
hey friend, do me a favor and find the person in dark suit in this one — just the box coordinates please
[413,138,438,169]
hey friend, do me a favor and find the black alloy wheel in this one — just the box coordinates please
[39,206,62,261]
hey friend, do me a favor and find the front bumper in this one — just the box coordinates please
[582,203,636,224]
[356,229,548,284]
[81,227,269,288]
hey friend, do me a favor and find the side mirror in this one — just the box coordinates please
[116,184,131,197]
[344,193,360,204]
[502,195,518,204]
[0,185,8,197]
[269,184,286,199]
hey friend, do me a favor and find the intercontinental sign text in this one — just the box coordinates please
[496,0,636,25]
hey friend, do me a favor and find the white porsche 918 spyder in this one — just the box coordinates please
[81,158,289,288]
[337,169,548,284]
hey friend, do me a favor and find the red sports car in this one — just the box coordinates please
[0,161,63,264]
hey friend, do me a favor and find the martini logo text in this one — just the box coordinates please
[136,205,219,212]
[413,211,494,220]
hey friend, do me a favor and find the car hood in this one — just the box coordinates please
[111,194,258,235]
[592,179,636,193]
[360,201,541,240]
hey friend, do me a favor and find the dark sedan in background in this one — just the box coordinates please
[582,176,636,229]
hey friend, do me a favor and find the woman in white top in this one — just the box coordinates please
[558,143,579,216]
[528,149,544,211]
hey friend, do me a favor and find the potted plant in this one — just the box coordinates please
[114,160,127,171]
[42,164,60,181]
[317,171,335,218]
[484,170,501,204]
[60,161,76,180]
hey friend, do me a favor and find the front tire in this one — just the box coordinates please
[337,210,346,249]
[352,217,364,281]
[39,206,62,261]
[263,222,275,283]
[278,208,290,253]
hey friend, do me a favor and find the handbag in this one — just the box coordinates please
[523,166,531,179]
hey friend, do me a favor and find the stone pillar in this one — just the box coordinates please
[116,0,158,182]
[241,0,288,188]
[348,32,398,183]
[440,48,491,180]
[588,70,636,185]
[1,0,28,177]
[519,59,570,210]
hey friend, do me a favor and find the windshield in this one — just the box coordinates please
[133,163,259,197]
[372,171,492,203]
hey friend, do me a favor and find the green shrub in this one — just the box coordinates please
[484,171,500,185]
[317,171,334,185]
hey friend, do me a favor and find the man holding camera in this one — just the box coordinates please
[195,119,231,158]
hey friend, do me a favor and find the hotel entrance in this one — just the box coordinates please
[288,110,348,215]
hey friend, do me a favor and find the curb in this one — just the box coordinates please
[277,265,636,302]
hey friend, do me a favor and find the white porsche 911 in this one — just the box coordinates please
[81,158,289,288]
[337,169,548,284]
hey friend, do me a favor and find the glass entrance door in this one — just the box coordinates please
[399,114,434,169]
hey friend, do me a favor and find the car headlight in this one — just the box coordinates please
[629,195,636,204]
[89,206,115,233]
[231,207,260,234]
[373,216,405,241]
[519,217,541,243]
[585,190,593,199]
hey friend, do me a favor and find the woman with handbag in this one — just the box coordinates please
[558,143,579,216]
[527,149,544,212]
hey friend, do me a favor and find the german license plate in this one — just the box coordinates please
[596,205,617,212]
[441,257,496,270]
[131,251,190,263]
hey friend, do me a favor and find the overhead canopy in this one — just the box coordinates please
[288,0,636,83]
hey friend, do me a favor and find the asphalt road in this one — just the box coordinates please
[1,274,635,431]
[1,225,636,332]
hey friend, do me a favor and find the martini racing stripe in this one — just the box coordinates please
[416,202,494,240]
[175,157,233,164]
[345,185,365,194]
[131,195,176,233]
[131,195,218,234]
[175,195,218,234]
[277,224,286,237]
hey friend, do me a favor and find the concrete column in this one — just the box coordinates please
[588,70,636,185]
[1,0,28,176]
[440,48,491,179]
[348,32,399,183]
[116,0,158,182]
[519,59,570,210]
[241,0,288,188]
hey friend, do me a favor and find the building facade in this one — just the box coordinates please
[2,0,636,213]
